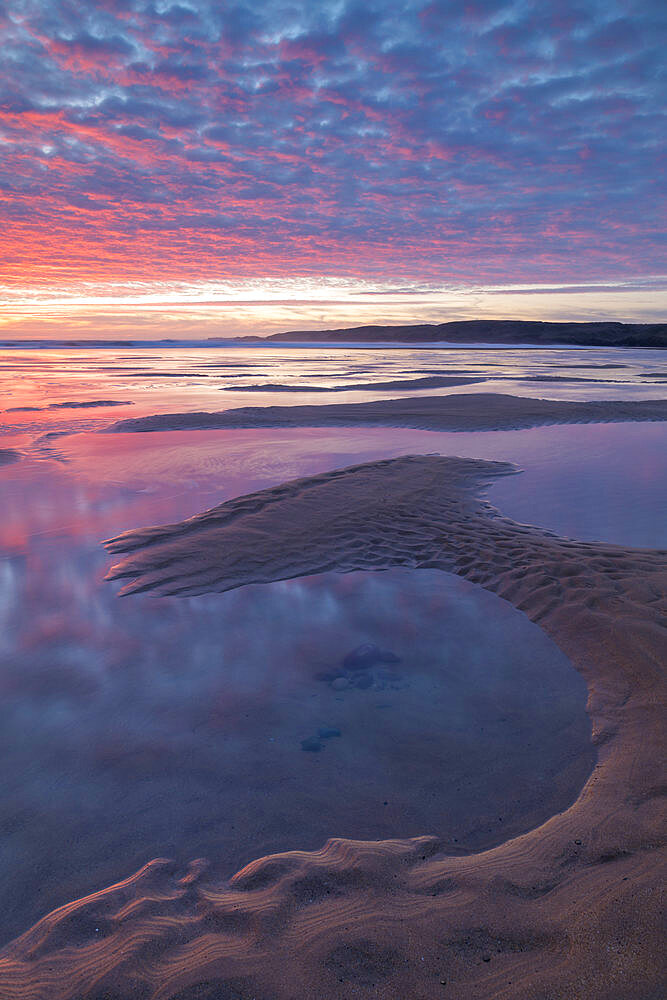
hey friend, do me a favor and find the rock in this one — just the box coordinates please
[331,677,349,691]
[318,727,341,739]
[300,738,323,752]
[343,643,401,671]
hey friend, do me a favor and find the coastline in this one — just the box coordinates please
[1,318,666,351]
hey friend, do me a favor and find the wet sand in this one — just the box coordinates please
[4,399,132,413]
[218,375,486,392]
[1,446,664,998]
[106,391,667,433]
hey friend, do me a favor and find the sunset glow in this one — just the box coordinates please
[2,0,665,337]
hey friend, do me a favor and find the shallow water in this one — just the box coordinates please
[0,430,596,945]
[0,494,593,944]
[0,343,663,947]
[0,343,665,448]
[1,343,664,548]
[14,418,666,549]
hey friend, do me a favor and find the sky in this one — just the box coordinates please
[1,0,665,338]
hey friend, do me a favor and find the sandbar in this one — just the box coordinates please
[106,391,667,434]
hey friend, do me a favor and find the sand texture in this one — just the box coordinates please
[106,392,667,433]
[0,454,664,998]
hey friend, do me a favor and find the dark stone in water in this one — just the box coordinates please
[301,738,323,752]
[318,727,341,739]
[354,673,373,690]
[343,643,401,671]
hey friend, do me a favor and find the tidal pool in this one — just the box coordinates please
[0,534,594,945]
[0,410,615,948]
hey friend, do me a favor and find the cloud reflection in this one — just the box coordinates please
[0,465,592,943]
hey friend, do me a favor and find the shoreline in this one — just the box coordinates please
[0,454,664,998]
[1,318,666,351]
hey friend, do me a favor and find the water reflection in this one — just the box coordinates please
[0,482,594,944]
[16,419,666,549]
[0,344,662,955]
[0,344,664,448]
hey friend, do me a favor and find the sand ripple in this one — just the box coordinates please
[1,454,665,999]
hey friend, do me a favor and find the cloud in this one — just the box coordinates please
[0,0,663,295]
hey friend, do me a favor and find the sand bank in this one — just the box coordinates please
[218,375,486,392]
[0,454,664,999]
[106,392,667,433]
[4,400,132,413]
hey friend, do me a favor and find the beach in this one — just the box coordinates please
[4,0,667,991]
[1,452,665,998]
[0,344,665,998]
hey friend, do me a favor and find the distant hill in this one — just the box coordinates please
[260,320,666,348]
